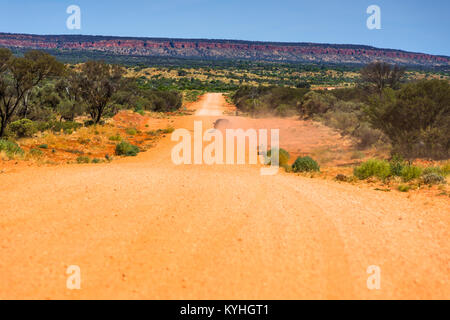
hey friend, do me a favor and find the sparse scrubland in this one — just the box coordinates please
[1,49,449,197]
[238,63,449,196]
[0,48,186,165]
[264,146,449,196]
[232,63,448,159]
[120,59,450,89]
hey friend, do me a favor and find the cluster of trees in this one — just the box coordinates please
[366,79,449,159]
[139,76,239,92]
[360,62,406,95]
[232,86,309,117]
[131,60,362,89]
[343,63,448,159]
[0,49,182,138]
[0,49,63,137]
[232,62,449,160]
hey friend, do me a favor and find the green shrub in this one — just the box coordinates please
[353,159,391,180]
[126,128,138,135]
[400,165,422,182]
[115,141,140,157]
[292,156,320,173]
[38,144,48,149]
[109,134,122,141]
[398,185,411,192]
[422,173,446,185]
[8,119,37,138]
[0,139,24,157]
[76,156,90,164]
[29,148,43,157]
[389,155,405,177]
[266,148,290,168]
[92,158,102,164]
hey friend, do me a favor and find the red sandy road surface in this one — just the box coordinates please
[0,93,449,299]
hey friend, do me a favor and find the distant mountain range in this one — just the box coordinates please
[0,32,449,68]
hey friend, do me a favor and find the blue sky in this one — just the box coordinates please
[0,0,449,56]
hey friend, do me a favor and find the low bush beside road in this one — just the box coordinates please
[292,156,320,173]
[115,141,140,157]
[0,139,24,159]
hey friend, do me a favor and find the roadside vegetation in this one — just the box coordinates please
[0,48,184,164]
[103,56,450,89]
[233,62,449,162]
[1,49,449,197]
[263,146,448,196]
[247,62,449,196]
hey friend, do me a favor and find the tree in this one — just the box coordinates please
[78,61,124,124]
[360,62,406,95]
[366,80,450,159]
[0,49,64,137]
[295,81,311,89]
[0,48,11,73]
[55,69,85,121]
[21,84,61,121]
[300,91,337,117]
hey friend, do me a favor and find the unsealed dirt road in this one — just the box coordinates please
[0,93,449,299]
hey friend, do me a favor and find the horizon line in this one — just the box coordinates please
[1,31,448,59]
